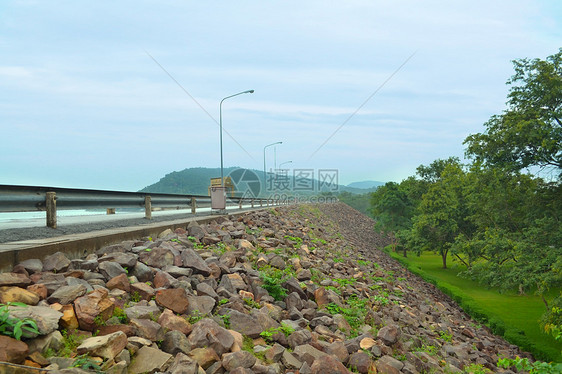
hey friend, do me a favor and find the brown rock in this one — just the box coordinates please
[42,251,71,273]
[139,247,175,268]
[51,303,79,330]
[106,273,131,292]
[310,354,350,374]
[27,284,48,300]
[130,318,164,341]
[130,282,155,301]
[187,318,234,355]
[155,288,189,314]
[158,308,193,335]
[97,324,136,337]
[375,355,404,374]
[74,288,115,331]
[0,335,28,364]
[181,248,212,276]
[0,272,31,287]
[348,351,372,374]
[222,351,257,371]
[77,331,128,360]
[188,347,220,370]
[377,324,401,345]
[313,287,340,308]
[0,286,40,305]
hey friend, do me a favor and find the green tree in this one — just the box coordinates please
[371,182,414,256]
[411,160,472,269]
[464,49,562,176]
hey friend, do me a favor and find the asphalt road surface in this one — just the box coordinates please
[0,205,255,244]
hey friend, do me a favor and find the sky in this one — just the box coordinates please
[1,1,561,191]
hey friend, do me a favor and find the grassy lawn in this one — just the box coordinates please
[387,251,562,363]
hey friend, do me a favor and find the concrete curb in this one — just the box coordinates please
[0,209,267,273]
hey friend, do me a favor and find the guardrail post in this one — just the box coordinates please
[260,199,263,207]
[106,208,116,215]
[145,196,152,219]
[191,197,196,214]
[251,199,254,208]
[46,192,57,228]
[239,200,242,209]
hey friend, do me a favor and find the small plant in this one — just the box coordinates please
[73,355,102,372]
[333,257,344,263]
[130,292,141,303]
[219,314,230,329]
[57,329,86,357]
[259,266,289,301]
[93,314,106,327]
[333,278,357,287]
[438,330,452,343]
[0,303,40,340]
[112,307,128,324]
[244,298,261,309]
[260,323,296,342]
[357,260,371,267]
[311,238,327,245]
[187,310,207,324]
[413,344,438,356]
[498,356,562,374]
[462,363,491,374]
[284,235,303,248]
[218,298,229,306]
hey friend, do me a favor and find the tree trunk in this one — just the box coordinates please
[442,251,447,269]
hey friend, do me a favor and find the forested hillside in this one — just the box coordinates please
[370,49,562,361]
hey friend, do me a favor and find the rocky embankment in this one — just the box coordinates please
[0,203,528,373]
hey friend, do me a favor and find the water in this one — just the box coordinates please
[0,209,144,223]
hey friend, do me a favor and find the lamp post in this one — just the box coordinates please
[263,141,282,189]
[220,89,254,186]
[279,161,293,169]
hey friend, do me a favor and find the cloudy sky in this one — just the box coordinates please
[1,1,561,191]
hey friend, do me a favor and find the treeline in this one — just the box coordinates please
[371,50,562,337]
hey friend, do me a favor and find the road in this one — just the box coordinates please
[0,204,256,243]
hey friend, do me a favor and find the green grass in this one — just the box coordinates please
[387,251,562,363]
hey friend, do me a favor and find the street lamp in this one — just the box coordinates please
[263,141,282,188]
[220,89,254,186]
[279,161,293,169]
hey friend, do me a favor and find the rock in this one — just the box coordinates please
[0,335,29,364]
[106,273,131,292]
[228,309,263,338]
[7,304,63,337]
[155,288,189,314]
[17,259,44,274]
[288,330,312,349]
[222,351,257,371]
[238,239,255,250]
[132,261,153,282]
[269,255,286,270]
[196,282,219,300]
[0,272,31,287]
[186,294,216,315]
[50,303,79,330]
[325,341,349,363]
[47,284,87,305]
[98,261,127,281]
[187,318,234,356]
[76,331,128,360]
[375,355,404,374]
[124,304,160,320]
[188,347,220,370]
[139,247,175,268]
[313,287,340,308]
[153,270,178,288]
[27,284,48,300]
[0,286,40,305]
[281,350,302,370]
[161,330,191,355]
[128,346,173,374]
[43,252,71,273]
[220,273,247,293]
[293,344,327,366]
[98,252,137,268]
[130,318,164,341]
[168,353,200,374]
[74,288,115,331]
[377,324,401,345]
[158,308,192,335]
[348,351,372,374]
[310,354,350,373]
[182,248,212,276]
[130,282,155,301]
[265,343,285,362]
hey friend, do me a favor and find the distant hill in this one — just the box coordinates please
[140,167,382,196]
[347,180,385,189]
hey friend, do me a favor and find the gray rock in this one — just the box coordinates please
[161,330,191,355]
[186,294,216,315]
[228,309,263,338]
[377,324,401,345]
[187,318,234,356]
[7,305,63,337]
[98,261,127,281]
[47,284,87,305]
[222,351,257,371]
[292,344,327,366]
[182,248,212,276]
[43,252,71,273]
[167,353,199,374]
[128,346,173,374]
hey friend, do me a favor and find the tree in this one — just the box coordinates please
[464,49,562,177]
[411,161,471,268]
[371,182,414,256]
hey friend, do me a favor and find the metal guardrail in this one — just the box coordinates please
[0,184,282,228]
